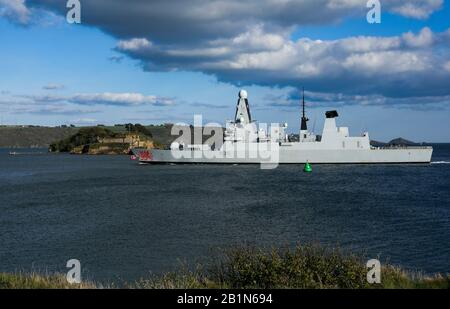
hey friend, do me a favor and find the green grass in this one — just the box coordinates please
[1,245,448,289]
[0,272,97,289]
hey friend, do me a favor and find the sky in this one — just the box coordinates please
[0,0,449,142]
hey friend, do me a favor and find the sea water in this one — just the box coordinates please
[0,145,449,283]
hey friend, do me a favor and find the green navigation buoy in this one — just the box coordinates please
[304,161,312,173]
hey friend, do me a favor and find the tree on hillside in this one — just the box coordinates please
[125,123,153,137]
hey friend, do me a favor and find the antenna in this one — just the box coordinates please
[302,87,305,119]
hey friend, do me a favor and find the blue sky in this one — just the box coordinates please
[0,0,449,142]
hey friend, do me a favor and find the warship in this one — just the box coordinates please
[133,90,433,165]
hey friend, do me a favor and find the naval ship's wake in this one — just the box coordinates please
[431,161,450,164]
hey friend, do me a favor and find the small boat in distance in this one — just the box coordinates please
[9,151,46,156]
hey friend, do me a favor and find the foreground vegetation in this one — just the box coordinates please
[1,245,448,289]
[0,272,97,289]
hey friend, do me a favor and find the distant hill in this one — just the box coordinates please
[387,138,419,146]
[0,124,222,149]
[371,137,421,147]
[370,140,387,147]
[0,126,78,148]
[0,125,424,149]
[0,125,172,149]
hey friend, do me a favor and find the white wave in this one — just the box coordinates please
[431,161,450,164]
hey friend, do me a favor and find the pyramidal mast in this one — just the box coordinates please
[235,90,252,125]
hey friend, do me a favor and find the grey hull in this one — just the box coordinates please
[133,147,433,164]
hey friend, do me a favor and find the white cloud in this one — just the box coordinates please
[388,0,443,19]
[0,0,30,24]
[43,83,65,90]
[342,51,428,74]
[69,92,174,106]
[24,0,443,38]
[338,36,401,53]
[445,61,450,72]
[21,94,66,102]
[230,25,286,51]
[269,90,450,110]
[0,91,174,115]
[402,27,434,48]
[117,27,450,97]
[8,1,450,108]
[117,38,152,51]
[12,105,99,115]
[0,93,99,115]
[20,92,174,107]
[70,118,98,125]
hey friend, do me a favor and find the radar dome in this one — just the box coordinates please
[239,90,248,99]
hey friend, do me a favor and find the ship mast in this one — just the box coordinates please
[235,90,251,124]
[302,88,305,119]
[300,87,309,132]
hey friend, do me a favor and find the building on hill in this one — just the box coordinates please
[98,134,153,148]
